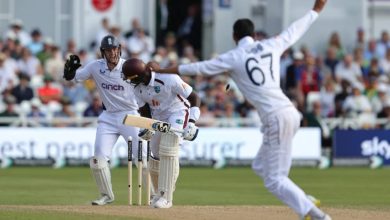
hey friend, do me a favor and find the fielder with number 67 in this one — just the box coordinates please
[151,0,331,219]
[121,58,200,208]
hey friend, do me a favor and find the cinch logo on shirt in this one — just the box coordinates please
[101,83,124,91]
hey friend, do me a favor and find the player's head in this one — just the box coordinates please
[233,19,255,42]
[100,35,121,65]
[121,58,151,86]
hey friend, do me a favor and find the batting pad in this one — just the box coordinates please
[149,157,160,195]
[90,156,114,200]
[158,132,180,202]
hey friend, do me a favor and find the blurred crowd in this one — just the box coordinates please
[1,17,390,133]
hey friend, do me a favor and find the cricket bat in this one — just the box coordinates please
[123,114,183,133]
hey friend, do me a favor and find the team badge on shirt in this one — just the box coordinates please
[154,86,161,93]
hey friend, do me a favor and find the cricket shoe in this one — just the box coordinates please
[91,195,114,205]
[303,195,331,220]
[153,197,172,209]
[150,195,160,207]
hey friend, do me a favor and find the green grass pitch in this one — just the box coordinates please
[0,167,389,219]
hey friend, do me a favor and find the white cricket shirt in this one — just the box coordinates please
[74,58,138,112]
[179,10,318,121]
[134,72,192,119]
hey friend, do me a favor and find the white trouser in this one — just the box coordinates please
[252,107,314,217]
[94,110,142,160]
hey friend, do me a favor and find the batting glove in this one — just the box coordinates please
[183,122,199,141]
[138,129,155,141]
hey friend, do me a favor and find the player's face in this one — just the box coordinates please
[104,47,120,64]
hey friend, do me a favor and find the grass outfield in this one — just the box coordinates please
[0,167,389,219]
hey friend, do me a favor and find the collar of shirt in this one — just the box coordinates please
[103,58,124,71]
[238,36,255,47]
[147,71,156,86]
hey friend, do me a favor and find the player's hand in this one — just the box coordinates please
[63,54,81,81]
[313,0,327,13]
[183,122,199,141]
[138,129,155,141]
[146,61,160,72]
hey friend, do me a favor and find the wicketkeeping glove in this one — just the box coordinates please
[138,129,155,141]
[63,54,81,81]
[183,122,199,141]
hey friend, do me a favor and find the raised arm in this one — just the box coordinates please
[265,0,327,54]
[313,0,327,13]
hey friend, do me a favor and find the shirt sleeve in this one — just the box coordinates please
[263,10,318,54]
[171,75,193,98]
[74,61,94,82]
[178,52,234,76]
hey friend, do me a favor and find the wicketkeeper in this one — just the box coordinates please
[63,35,146,205]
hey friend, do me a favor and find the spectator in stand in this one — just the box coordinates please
[153,46,170,68]
[62,81,90,104]
[180,45,199,64]
[364,39,378,62]
[319,79,336,117]
[324,46,339,80]
[285,51,305,110]
[365,58,383,81]
[285,51,304,93]
[219,102,240,127]
[27,98,47,127]
[124,18,144,39]
[164,32,179,56]
[17,47,43,77]
[298,55,321,97]
[83,96,103,117]
[53,97,76,127]
[0,95,19,126]
[156,0,169,46]
[109,26,128,59]
[327,32,345,59]
[355,27,366,50]
[11,73,34,103]
[37,74,62,104]
[176,3,201,55]
[95,18,110,49]
[315,55,332,81]
[334,79,351,117]
[353,47,369,76]
[342,81,372,118]
[126,27,155,63]
[377,97,390,122]
[335,54,363,84]
[196,102,215,127]
[0,53,15,94]
[379,48,390,76]
[64,39,77,60]
[27,29,44,55]
[2,47,19,79]
[376,31,390,59]
[45,46,64,81]
[3,19,31,47]
[78,49,93,66]
[302,100,331,148]
[36,38,53,66]
[280,49,293,89]
[368,82,388,114]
